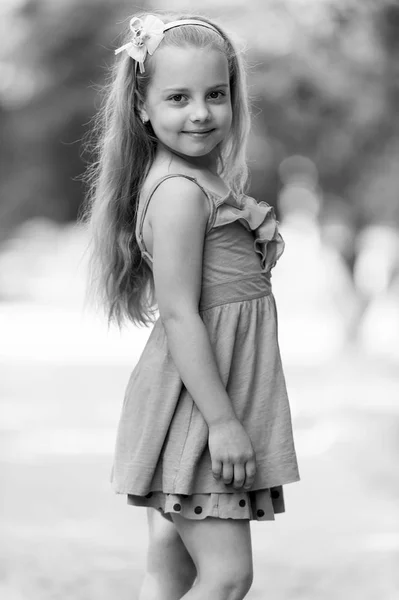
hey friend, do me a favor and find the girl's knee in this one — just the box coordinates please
[171,514,253,598]
[202,562,253,600]
[238,568,254,597]
[198,564,253,600]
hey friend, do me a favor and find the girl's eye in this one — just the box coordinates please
[169,94,186,103]
[209,91,225,100]
[168,91,226,103]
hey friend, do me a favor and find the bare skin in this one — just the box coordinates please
[139,508,253,600]
[138,507,197,600]
[170,513,253,600]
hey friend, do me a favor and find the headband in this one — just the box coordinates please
[115,14,222,73]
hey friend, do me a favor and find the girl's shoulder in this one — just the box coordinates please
[140,170,214,233]
[141,165,230,205]
[140,170,203,204]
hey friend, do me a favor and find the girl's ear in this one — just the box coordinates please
[139,106,149,124]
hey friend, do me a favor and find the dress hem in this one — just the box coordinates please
[126,486,287,522]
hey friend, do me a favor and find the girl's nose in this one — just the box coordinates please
[190,102,211,122]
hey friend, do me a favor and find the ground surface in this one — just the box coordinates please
[1,334,398,600]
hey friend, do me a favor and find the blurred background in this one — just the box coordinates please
[1,0,398,598]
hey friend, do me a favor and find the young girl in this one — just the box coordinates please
[83,10,300,600]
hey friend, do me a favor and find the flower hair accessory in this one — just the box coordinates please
[115,14,222,73]
[115,15,165,73]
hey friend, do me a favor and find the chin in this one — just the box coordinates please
[181,141,221,157]
[159,138,220,162]
[183,148,214,158]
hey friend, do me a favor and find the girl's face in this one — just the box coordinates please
[141,45,232,167]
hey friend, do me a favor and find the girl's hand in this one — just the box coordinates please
[208,417,256,490]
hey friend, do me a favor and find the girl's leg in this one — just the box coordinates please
[138,507,197,600]
[170,514,253,600]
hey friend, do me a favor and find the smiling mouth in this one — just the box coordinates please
[182,129,215,135]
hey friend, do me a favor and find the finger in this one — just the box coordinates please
[243,459,256,489]
[212,459,222,479]
[232,463,246,490]
[222,462,234,485]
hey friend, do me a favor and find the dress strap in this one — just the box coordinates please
[136,174,216,266]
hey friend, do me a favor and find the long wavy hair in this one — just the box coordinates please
[80,10,251,328]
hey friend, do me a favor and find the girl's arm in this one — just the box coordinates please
[149,177,256,490]
[150,177,236,427]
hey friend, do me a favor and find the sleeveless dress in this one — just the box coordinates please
[110,173,300,522]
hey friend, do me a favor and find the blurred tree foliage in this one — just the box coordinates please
[0,0,398,241]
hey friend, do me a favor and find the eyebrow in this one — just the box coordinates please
[163,83,229,92]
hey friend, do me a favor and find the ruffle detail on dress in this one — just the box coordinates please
[127,486,285,522]
[213,194,285,273]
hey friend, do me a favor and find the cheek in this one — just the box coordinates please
[220,105,233,130]
[153,107,183,130]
